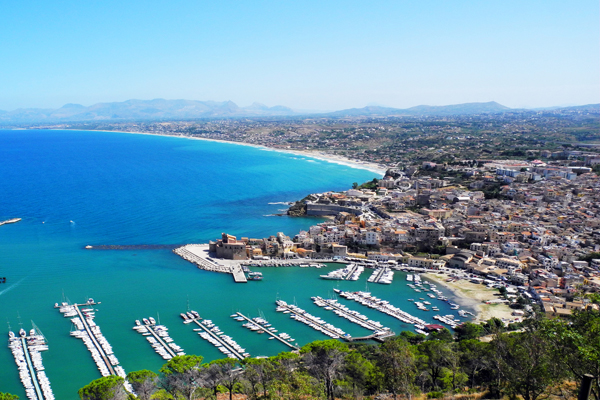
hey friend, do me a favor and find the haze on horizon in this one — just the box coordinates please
[1,0,598,112]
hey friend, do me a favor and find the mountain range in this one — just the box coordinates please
[0,99,596,125]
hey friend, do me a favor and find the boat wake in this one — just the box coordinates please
[0,276,26,297]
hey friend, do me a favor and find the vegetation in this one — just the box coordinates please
[0,393,19,400]
[77,311,599,400]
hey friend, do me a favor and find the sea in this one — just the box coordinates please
[0,129,465,399]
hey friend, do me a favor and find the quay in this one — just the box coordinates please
[174,244,247,283]
[0,218,21,226]
[185,316,248,360]
[232,312,299,350]
[275,300,348,340]
[133,319,185,360]
[312,296,394,335]
[8,323,55,400]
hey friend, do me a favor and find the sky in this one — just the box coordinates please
[0,0,598,111]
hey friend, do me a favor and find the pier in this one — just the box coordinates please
[319,263,364,281]
[231,265,247,283]
[184,316,248,360]
[8,323,54,400]
[312,296,394,335]
[56,299,133,392]
[232,312,299,350]
[367,267,393,284]
[335,289,428,327]
[275,300,348,340]
[133,320,185,360]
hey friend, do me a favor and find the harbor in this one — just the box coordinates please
[133,318,185,360]
[8,323,55,400]
[231,312,299,350]
[56,299,134,393]
[275,300,348,340]
[183,312,249,360]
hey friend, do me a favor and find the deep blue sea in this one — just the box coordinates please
[0,129,462,399]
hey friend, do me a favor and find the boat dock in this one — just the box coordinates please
[335,289,428,327]
[231,265,247,283]
[56,299,133,392]
[319,263,364,281]
[185,316,249,360]
[231,312,299,350]
[8,324,55,400]
[312,296,394,335]
[367,267,394,284]
[133,319,185,360]
[275,300,348,340]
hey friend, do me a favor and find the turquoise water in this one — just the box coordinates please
[0,130,462,399]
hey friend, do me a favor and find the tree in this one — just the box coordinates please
[458,339,493,389]
[159,355,204,400]
[352,182,359,189]
[541,309,600,400]
[416,340,450,391]
[301,339,349,400]
[126,370,158,400]
[210,358,241,400]
[493,327,562,400]
[343,351,378,398]
[454,322,483,341]
[0,394,19,400]
[242,357,275,399]
[377,338,416,400]
[78,376,127,400]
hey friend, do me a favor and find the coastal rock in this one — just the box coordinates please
[287,201,307,217]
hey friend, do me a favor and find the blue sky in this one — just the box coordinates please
[1,1,598,111]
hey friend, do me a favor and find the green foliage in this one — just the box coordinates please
[427,390,444,398]
[78,375,126,400]
[454,322,483,341]
[126,370,158,400]
[0,393,19,400]
[579,252,600,262]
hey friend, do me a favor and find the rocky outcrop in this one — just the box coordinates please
[287,201,307,216]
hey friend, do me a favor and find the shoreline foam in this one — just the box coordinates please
[57,129,388,176]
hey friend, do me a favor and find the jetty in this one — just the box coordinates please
[275,300,349,340]
[133,319,185,360]
[56,299,134,393]
[0,218,21,226]
[367,267,393,284]
[183,314,249,360]
[8,323,55,400]
[174,244,247,283]
[334,289,428,327]
[319,263,364,281]
[312,296,394,337]
[231,312,299,350]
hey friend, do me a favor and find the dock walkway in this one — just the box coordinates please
[313,296,392,334]
[188,319,246,360]
[233,312,298,350]
[275,300,348,340]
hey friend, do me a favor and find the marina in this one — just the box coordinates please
[8,323,55,400]
[185,314,249,360]
[367,267,394,284]
[56,300,134,393]
[133,319,185,360]
[231,312,299,350]
[275,300,348,339]
[319,263,364,281]
[312,296,394,338]
[334,289,429,327]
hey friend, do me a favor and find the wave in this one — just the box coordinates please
[268,202,292,205]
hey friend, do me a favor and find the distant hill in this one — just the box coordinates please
[0,99,298,124]
[0,99,596,125]
[327,101,511,117]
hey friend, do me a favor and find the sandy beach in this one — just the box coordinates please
[423,272,516,324]
[84,129,388,177]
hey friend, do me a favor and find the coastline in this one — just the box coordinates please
[62,129,388,177]
[423,272,517,325]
